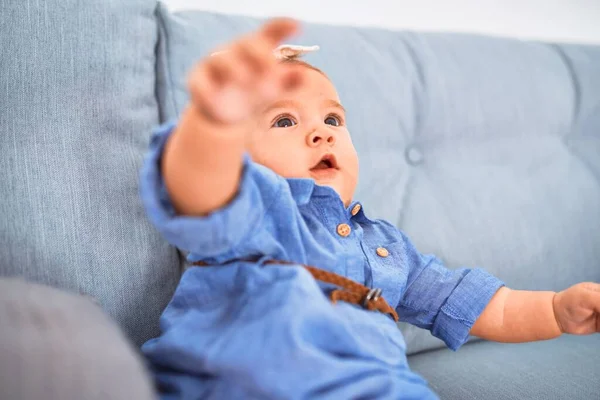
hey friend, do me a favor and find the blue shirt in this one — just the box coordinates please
[140,121,505,399]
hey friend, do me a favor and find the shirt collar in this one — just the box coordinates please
[286,178,316,205]
[286,178,369,220]
[286,178,343,206]
[285,178,367,221]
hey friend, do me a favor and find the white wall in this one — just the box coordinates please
[164,0,600,44]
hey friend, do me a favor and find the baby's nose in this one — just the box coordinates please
[306,129,336,147]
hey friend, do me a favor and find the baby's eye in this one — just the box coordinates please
[272,116,296,128]
[324,115,341,126]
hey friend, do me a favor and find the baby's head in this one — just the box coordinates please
[246,49,359,206]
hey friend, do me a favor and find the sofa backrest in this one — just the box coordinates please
[0,0,181,346]
[2,1,599,354]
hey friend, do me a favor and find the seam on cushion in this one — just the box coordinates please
[395,34,428,229]
[155,3,178,122]
[550,44,581,138]
[152,4,165,123]
[395,162,417,228]
[554,44,600,188]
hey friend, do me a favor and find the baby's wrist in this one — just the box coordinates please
[551,291,565,334]
[183,103,247,144]
[191,100,228,128]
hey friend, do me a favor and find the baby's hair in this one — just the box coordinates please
[278,58,328,78]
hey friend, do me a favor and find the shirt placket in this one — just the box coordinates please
[317,199,365,284]
[352,205,403,309]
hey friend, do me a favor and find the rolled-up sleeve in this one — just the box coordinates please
[396,232,505,351]
[139,120,283,259]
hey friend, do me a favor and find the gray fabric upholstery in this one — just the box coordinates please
[0,0,182,346]
[0,279,156,400]
[409,335,600,399]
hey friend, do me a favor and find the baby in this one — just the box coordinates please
[140,18,600,399]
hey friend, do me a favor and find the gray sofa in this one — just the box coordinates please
[1,1,599,398]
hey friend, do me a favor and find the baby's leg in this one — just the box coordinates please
[0,279,155,400]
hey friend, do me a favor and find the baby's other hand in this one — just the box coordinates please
[553,282,600,335]
[187,18,301,126]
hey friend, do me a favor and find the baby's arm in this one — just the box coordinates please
[161,18,299,216]
[471,287,560,341]
[471,282,600,341]
[394,229,598,350]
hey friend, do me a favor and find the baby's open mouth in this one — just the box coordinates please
[309,154,339,181]
[311,154,339,171]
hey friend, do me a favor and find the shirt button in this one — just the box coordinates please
[351,204,361,216]
[376,247,389,257]
[337,223,351,237]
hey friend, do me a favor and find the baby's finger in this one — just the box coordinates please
[581,282,600,311]
[187,62,223,123]
[206,54,234,87]
[189,61,249,124]
[249,66,303,111]
[257,18,299,48]
[233,38,274,77]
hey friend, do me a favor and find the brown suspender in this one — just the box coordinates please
[191,259,399,322]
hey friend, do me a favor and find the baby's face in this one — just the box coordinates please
[248,65,359,206]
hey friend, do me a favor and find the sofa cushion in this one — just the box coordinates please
[408,335,600,399]
[0,0,181,346]
[155,6,600,354]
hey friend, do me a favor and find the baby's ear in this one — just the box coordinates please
[273,44,320,60]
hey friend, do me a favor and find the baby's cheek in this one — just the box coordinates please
[252,150,306,179]
[275,157,310,179]
[345,146,360,177]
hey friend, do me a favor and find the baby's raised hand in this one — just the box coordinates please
[187,18,300,126]
[553,282,600,334]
